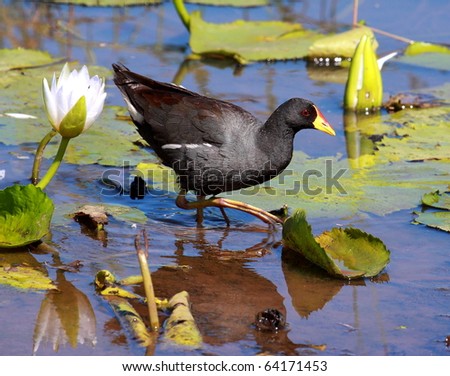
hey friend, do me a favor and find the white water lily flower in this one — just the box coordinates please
[42,63,106,138]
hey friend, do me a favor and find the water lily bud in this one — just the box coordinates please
[42,63,106,138]
[344,34,383,112]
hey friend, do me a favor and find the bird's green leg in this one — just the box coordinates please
[175,190,283,227]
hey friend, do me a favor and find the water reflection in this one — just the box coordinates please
[0,245,96,354]
[33,269,97,354]
[343,111,382,169]
[281,247,348,317]
[0,1,168,65]
[145,231,288,350]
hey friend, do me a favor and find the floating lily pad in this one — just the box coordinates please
[413,190,450,232]
[135,162,177,192]
[45,0,161,5]
[0,251,56,291]
[308,26,378,59]
[186,0,268,5]
[421,190,450,210]
[0,265,57,290]
[413,211,450,232]
[188,10,325,64]
[0,48,56,71]
[404,41,450,56]
[0,184,54,248]
[282,209,390,279]
[396,41,450,71]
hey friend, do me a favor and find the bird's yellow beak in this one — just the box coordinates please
[312,106,335,136]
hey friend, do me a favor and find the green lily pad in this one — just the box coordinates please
[396,41,450,71]
[414,190,450,232]
[0,251,56,291]
[282,209,390,279]
[0,265,57,290]
[421,190,450,210]
[186,0,268,5]
[404,41,450,56]
[101,203,149,224]
[45,0,161,5]
[308,26,378,59]
[0,48,56,71]
[0,184,54,248]
[188,10,325,64]
[413,211,450,232]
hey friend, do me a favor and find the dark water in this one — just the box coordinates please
[0,0,449,356]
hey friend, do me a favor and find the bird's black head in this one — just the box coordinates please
[280,98,335,136]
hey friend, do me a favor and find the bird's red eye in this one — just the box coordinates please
[301,109,310,117]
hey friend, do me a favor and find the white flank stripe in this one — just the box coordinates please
[162,143,211,150]
[162,144,182,149]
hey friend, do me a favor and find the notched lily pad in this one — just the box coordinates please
[413,190,450,232]
[397,41,450,71]
[46,0,161,5]
[413,211,450,232]
[0,251,56,291]
[0,48,56,71]
[188,10,325,64]
[282,209,390,279]
[421,190,450,210]
[0,184,54,248]
[308,26,378,60]
[186,0,268,5]
[0,264,56,290]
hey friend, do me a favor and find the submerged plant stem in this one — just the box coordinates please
[36,137,70,190]
[353,0,359,26]
[361,24,414,44]
[136,231,159,332]
[31,130,57,185]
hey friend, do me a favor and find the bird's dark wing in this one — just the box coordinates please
[112,63,261,149]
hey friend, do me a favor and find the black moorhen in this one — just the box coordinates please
[112,63,335,226]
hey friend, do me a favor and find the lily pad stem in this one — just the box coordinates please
[36,136,70,190]
[173,0,190,31]
[31,130,57,185]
